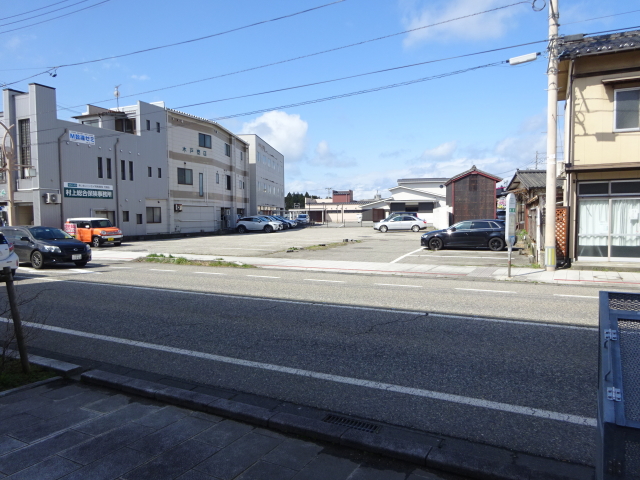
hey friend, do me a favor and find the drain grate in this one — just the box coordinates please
[323,414,380,433]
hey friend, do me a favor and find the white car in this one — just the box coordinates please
[259,216,284,230]
[296,214,310,224]
[236,216,281,233]
[374,215,428,233]
[0,233,19,277]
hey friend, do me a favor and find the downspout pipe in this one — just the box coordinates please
[57,128,67,227]
[114,138,120,225]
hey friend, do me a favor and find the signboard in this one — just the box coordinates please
[63,182,113,199]
[69,131,95,145]
[63,223,77,237]
[505,193,516,247]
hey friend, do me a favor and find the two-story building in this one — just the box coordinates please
[558,30,640,262]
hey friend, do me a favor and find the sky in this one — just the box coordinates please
[1,0,639,200]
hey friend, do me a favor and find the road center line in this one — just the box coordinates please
[149,269,175,272]
[5,318,594,428]
[456,288,515,294]
[375,284,422,288]
[553,294,598,299]
[304,279,345,283]
[246,275,280,279]
[390,247,424,264]
[195,272,225,275]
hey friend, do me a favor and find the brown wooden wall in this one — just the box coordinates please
[452,174,496,223]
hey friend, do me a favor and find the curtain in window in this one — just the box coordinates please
[611,199,640,257]
[578,199,609,257]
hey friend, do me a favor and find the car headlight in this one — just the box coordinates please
[42,245,61,253]
[100,230,107,235]
[86,245,91,252]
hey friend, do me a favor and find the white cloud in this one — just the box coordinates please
[421,141,457,159]
[241,110,308,162]
[131,74,150,81]
[401,0,525,47]
[308,140,357,168]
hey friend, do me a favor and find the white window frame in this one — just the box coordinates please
[613,86,640,133]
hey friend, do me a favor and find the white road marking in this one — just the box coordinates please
[375,283,422,288]
[304,279,345,283]
[5,317,595,427]
[195,272,225,275]
[69,269,102,275]
[433,313,598,331]
[390,247,425,264]
[246,275,280,279]
[415,255,508,259]
[149,269,175,272]
[456,288,515,294]
[554,294,598,299]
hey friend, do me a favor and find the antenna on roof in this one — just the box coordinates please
[114,85,121,111]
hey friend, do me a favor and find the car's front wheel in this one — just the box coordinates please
[92,237,101,248]
[31,251,45,269]
[428,237,443,251]
[264,225,273,233]
[411,225,420,232]
[379,225,388,233]
[488,237,505,251]
[237,225,247,234]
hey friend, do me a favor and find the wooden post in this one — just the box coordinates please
[3,267,29,373]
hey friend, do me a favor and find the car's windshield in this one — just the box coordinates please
[90,219,113,228]
[29,227,73,240]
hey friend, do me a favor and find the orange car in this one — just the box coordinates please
[65,217,123,248]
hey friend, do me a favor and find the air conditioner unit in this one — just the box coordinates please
[45,193,61,204]
[174,204,183,212]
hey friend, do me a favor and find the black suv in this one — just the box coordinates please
[0,226,92,269]
[421,219,506,251]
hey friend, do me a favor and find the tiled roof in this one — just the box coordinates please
[506,170,563,191]
[445,165,501,185]
[558,30,640,60]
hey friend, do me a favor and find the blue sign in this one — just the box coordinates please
[69,131,95,145]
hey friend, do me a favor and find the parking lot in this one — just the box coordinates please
[98,226,531,268]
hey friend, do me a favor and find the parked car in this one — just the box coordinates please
[0,232,19,277]
[65,217,123,247]
[0,226,91,269]
[374,215,428,233]
[296,214,310,224]
[383,212,423,222]
[259,216,284,230]
[273,215,297,228]
[496,210,506,221]
[421,219,505,251]
[236,216,281,233]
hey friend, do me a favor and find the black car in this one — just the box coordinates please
[421,219,506,251]
[0,226,92,269]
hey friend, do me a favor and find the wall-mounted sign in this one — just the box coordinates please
[63,182,113,199]
[181,147,207,157]
[69,131,96,145]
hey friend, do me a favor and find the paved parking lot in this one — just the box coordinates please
[102,226,531,267]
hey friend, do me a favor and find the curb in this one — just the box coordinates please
[81,369,594,480]
[4,349,82,376]
[0,376,63,398]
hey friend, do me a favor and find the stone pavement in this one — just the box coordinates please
[0,378,457,480]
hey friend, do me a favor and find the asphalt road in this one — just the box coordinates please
[6,263,603,467]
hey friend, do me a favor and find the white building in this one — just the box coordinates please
[238,134,284,216]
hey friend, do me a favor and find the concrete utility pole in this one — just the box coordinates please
[0,121,15,226]
[544,0,559,272]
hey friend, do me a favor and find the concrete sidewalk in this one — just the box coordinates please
[92,250,640,288]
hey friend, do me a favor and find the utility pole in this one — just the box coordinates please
[0,121,15,226]
[325,187,332,199]
[544,0,559,272]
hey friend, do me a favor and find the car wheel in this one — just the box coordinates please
[411,225,420,232]
[428,237,443,251]
[488,237,505,251]
[264,225,273,233]
[92,237,101,248]
[74,261,87,267]
[380,225,388,233]
[114,241,122,246]
[31,251,45,269]
[237,225,247,234]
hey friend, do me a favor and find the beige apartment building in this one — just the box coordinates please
[559,30,640,262]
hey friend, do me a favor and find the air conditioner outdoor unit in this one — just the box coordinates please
[45,193,61,204]
[174,204,183,212]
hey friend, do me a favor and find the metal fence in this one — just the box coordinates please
[598,291,640,479]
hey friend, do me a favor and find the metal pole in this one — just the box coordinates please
[544,0,559,272]
[3,267,29,373]
[0,123,16,226]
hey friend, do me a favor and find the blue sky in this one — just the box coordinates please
[1,0,639,199]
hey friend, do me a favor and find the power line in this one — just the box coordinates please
[562,9,640,26]
[2,0,529,89]
[0,0,93,28]
[0,0,72,21]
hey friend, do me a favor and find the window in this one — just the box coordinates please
[82,119,99,126]
[199,133,212,149]
[226,175,231,190]
[225,143,231,157]
[471,221,492,229]
[106,158,112,179]
[121,160,126,180]
[579,182,609,196]
[216,172,219,184]
[178,167,193,185]
[238,179,242,189]
[148,166,152,177]
[146,207,161,223]
[129,161,134,181]
[97,157,103,178]
[18,119,31,179]
[115,118,136,134]
[156,122,160,133]
[158,168,161,178]
[240,151,244,161]
[611,180,640,195]
[199,173,204,197]
[122,211,130,222]
[146,120,151,131]
[136,214,143,224]
[614,88,640,131]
